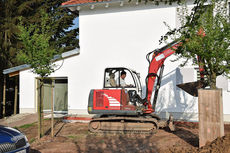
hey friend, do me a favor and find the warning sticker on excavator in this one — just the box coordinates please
[103,93,122,107]
[155,54,165,61]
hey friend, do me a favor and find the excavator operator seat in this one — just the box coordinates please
[109,73,116,87]
[104,73,116,87]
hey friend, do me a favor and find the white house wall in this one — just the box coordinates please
[20,69,36,113]
[19,2,230,121]
[79,3,199,120]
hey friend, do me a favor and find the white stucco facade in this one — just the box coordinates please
[18,1,230,121]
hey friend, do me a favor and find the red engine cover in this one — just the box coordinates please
[93,89,123,110]
[92,88,136,111]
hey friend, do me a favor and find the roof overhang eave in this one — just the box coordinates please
[3,64,30,75]
[3,48,80,75]
[61,0,123,8]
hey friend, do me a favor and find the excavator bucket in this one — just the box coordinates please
[176,80,207,97]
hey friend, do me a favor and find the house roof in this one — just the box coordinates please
[3,48,80,75]
[61,0,118,7]
[62,0,103,6]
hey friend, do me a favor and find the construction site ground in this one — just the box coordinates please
[1,114,230,153]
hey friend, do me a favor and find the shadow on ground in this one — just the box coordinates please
[172,127,199,147]
[76,133,159,153]
[29,149,41,153]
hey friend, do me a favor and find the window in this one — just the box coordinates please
[37,77,68,113]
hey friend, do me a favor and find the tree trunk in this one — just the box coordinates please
[210,73,217,89]
[38,80,41,138]
[41,79,44,136]
[0,72,3,118]
[0,59,7,118]
[38,78,43,139]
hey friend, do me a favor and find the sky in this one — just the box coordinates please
[67,17,79,31]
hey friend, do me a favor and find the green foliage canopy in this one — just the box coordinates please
[163,0,230,89]
[18,12,57,77]
[0,0,79,102]
[0,0,79,71]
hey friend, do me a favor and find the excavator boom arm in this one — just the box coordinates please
[145,41,182,112]
[145,40,206,113]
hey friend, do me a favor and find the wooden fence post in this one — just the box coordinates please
[14,77,18,115]
[51,79,54,137]
[3,76,6,118]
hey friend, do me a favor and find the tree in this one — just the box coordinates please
[166,0,230,145]
[18,11,58,138]
[0,0,24,117]
[162,0,230,89]
[0,0,79,118]
[18,13,57,77]
[18,0,79,52]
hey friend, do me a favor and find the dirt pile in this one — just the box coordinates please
[198,134,230,153]
[167,134,230,153]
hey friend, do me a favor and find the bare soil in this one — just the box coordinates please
[0,113,37,127]
[2,114,230,153]
[14,120,230,153]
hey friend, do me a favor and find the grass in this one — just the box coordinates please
[67,135,77,139]
[18,122,36,129]
[29,138,36,144]
[66,134,86,140]
[99,139,104,144]
[17,118,56,129]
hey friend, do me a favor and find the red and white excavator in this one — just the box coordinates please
[88,40,206,134]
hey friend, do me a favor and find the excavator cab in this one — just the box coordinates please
[103,67,142,97]
[88,67,145,116]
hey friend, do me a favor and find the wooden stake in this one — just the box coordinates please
[3,76,6,118]
[51,79,54,137]
[14,77,18,115]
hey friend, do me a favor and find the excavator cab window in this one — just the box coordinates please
[116,69,135,88]
[104,68,136,88]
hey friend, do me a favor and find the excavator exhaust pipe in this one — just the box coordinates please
[176,80,207,97]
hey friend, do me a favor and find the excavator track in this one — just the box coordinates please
[88,116,159,134]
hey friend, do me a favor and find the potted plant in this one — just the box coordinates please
[162,0,230,147]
